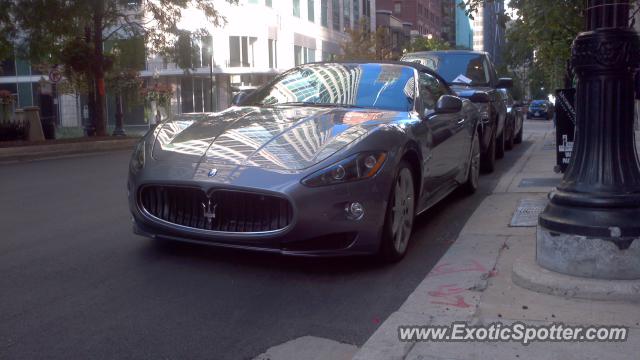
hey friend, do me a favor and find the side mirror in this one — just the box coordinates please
[232,90,255,106]
[434,95,463,114]
[496,77,513,89]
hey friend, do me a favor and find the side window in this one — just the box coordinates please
[419,72,448,111]
[419,73,437,111]
[484,57,496,86]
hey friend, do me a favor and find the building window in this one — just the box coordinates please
[248,0,258,3]
[229,36,255,67]
[332,0,340,31]
[266,0,272,6]
[343,0,351,30]
[294,45,315,65]
[181,77,213,113]
[294,45,303,66]
[321,0,328,27]
[268,39,277,68]
[201,36,212,67]
[353,0,359,23]
[394,2,401,14]
[293,0,300,17]
[308,0,315,22]
[306,48,315,63]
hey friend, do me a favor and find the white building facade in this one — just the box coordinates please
[146,0,375,120]
[0,0,376,131]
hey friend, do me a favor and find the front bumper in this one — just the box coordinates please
[527,110,548,119]
[128,160,394,257]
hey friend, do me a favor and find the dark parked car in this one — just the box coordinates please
[400,50,511,173]
[128,62,480,262]
[497,88,523,149]
[528,100,553,120]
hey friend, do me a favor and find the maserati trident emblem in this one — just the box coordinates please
[208,168,218,177]
[202,199,218,225]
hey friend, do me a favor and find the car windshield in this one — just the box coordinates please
[245,63,416,112]
[402,53,490,86]
[530,100,547,108]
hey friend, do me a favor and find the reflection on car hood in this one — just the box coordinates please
[152,106,398,170]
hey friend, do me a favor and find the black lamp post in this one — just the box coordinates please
[112,94,126,136]
[537,0,640,279]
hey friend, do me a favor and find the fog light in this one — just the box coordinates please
[345,202,364,220]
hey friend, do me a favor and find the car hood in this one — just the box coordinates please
[152,106,398,171]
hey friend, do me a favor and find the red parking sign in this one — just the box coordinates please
[48,68,62,83]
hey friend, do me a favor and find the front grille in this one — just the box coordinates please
[139,186,293,232]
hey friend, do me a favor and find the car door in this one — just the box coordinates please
[430,74,470,174]
[418,71,459,191]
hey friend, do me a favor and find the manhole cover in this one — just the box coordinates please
[510,198,547,227]
[519,177,561,187]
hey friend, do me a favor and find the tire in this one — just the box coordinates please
[378,161,416,263]
[462,132,481,195]
[480,130,496,173]
[505,120,515,151]
[496,126,506,159]
[514,123,523,144]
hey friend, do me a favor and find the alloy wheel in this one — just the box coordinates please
[391,168,415,254]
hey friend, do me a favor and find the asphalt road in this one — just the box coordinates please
[0,126,538,360]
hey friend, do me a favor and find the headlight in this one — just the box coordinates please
[302,152,387,187]
[475,103,490,119]
[130,140,145,173]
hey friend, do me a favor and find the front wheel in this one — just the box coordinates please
[505,120,515,150]
[496,126,506,159]
[480,130,496,173]
[514,123,524,144]
[461,132,481,195]
[378,161,416,263]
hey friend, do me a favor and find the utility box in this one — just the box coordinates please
[555,88,576,173]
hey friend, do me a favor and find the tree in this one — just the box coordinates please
[460,0,583,93]
[404,36,451,53]
[338,19,398,61]
[8,0,236,136]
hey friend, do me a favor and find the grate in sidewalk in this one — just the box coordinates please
[510,198,548,227]
[518,177,561,187]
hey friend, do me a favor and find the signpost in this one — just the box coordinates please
[554,88,575,173]
[48,68,62,83]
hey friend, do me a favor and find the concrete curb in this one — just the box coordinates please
[512,255,640,302]
[353,124,556,360]
[0,138,139,162]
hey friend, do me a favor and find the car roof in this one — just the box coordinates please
[402,50,488,57]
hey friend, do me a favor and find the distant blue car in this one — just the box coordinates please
[527,100,553,120]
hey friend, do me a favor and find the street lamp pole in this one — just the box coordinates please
[537,0,640,279]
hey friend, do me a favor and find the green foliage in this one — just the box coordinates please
[405,36,451,53]
[5,0,236,135]
[463,0,585,95]
[338,19,399,60]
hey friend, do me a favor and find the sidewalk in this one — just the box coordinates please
[0,136,139,162]
[353,122,640,360]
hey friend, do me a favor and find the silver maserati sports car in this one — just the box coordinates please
[128,62,480,262]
